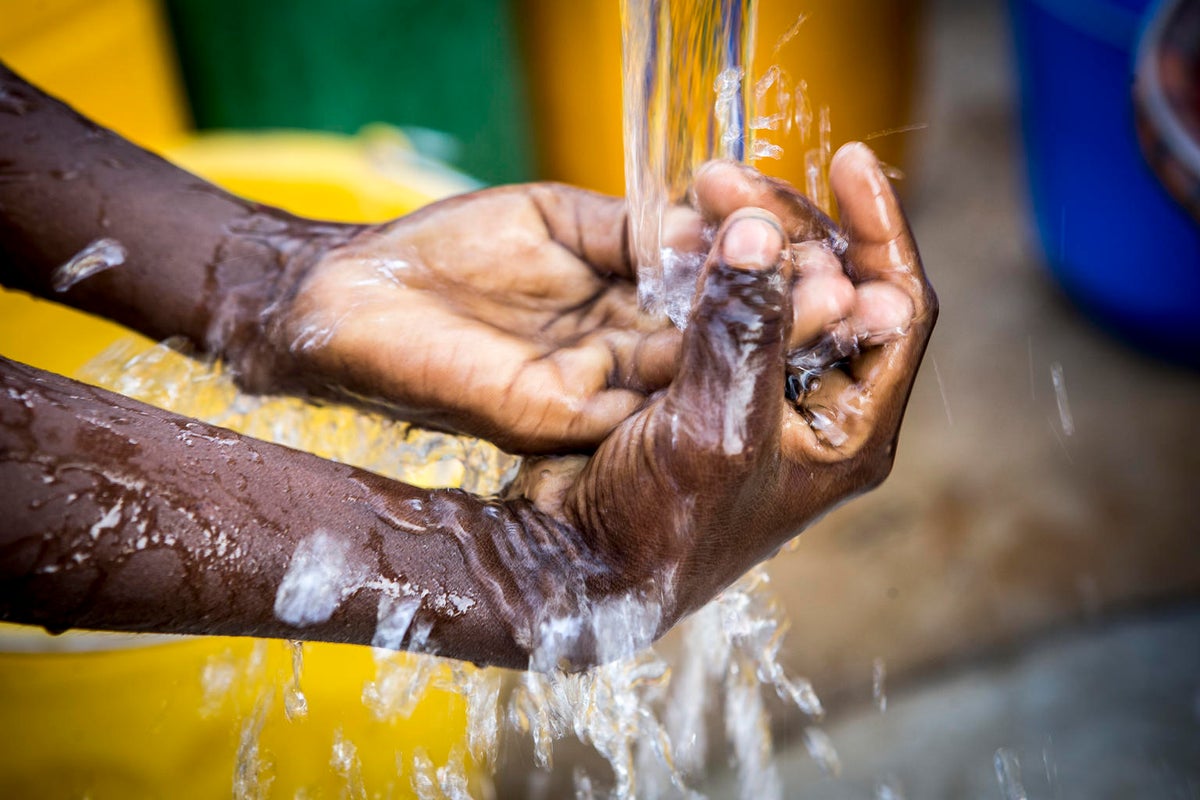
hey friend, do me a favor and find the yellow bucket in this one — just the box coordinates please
[0,0,189,152]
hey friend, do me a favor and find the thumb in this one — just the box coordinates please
[669,210,791,460]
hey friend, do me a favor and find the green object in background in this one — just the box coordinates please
[164,0,534,185]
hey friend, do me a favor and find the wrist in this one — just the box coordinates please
[208,213,363,395]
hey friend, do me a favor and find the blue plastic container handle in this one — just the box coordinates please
[1010,0,1200,365]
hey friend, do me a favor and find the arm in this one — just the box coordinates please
[0,356,558,669]
[0,61,355,373]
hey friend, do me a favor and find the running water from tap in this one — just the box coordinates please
[621,0,755,320]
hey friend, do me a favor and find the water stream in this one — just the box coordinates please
[621,0,753,322]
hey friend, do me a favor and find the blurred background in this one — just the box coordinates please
[1,0,1198,797]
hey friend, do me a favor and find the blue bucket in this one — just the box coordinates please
[1010,0,1200,365]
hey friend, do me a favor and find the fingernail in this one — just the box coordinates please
[722,216,784,269]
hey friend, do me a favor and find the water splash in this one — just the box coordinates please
[274,530,363,627]
[930,356,954,428]
[864,122,930,141]
[994,748,1029,800]
[436,746,473,800]
[872,657,888,713]
[1042,736,1060,798]
[769,13,808,61]
[51,238,126,292]
[875,775,907,800]
[802,726,841,777]
[1050,362,1074,436]
[233,689,274,800]
[284,640,308,721]
[331,729,367,800]
[410,748,440,800]
[804,105,833,215]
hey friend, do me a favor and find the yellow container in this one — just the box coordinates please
[518,0,920,198]
[0,116,480,800]
[0,0,189,152]
[0,636,468,799]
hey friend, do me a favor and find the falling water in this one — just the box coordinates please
[621,0,754,319]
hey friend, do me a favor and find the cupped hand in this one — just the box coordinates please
[501,143,936,658]
[247,169,842,455]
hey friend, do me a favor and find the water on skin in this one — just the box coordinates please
[273,530,363,627]
[51,238,126,292]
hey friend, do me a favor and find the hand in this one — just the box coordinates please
[487,143,936,663]
[243,173,841,454]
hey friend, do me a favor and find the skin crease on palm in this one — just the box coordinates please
[0,61,936,667]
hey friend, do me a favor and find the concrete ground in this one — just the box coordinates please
[706,0,1200,795]
[702,608,1200,799]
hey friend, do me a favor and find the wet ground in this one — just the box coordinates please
[695,0,1200,795]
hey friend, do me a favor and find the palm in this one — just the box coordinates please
[279,184,680,453]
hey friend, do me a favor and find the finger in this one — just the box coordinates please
[669,210,791,460]
[828,142,937,452]
[693,160,840,245]
[846,281,914,347]
[830,142,930,298]
[575,326,682,393]
[526,184,635,279]
[789,241,856,349]
[627,327,683,390]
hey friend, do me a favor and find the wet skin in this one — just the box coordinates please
[0,62,935,668]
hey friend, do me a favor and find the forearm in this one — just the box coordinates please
[0,62,356,366]
[0,356,581,669]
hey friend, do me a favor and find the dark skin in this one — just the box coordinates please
[0,63,935,669]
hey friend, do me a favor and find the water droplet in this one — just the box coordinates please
[803,727,841,777]
[0,86,31,115]
[283,640,309,721]
[1050,362,1074,436]
[52,238,126,292]
[875,775,907,800]
[330,729,366,799]
[994,748,1029,800]
[872,657,888,712]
